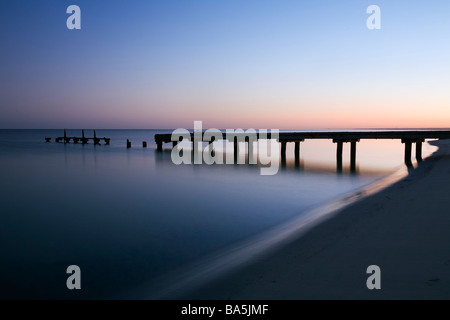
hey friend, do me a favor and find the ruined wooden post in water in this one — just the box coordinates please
[81,130,88,144]
[93,130,100,145]
[50,129,110,145]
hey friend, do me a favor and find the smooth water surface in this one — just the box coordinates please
[0,129,436,298]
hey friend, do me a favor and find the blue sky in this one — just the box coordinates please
[1,1,449,129]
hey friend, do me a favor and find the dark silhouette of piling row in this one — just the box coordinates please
[50,129,110,145]
[155,130,450,170]
[124,140,148,148]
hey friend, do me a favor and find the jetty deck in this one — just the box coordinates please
[155,130,450,168]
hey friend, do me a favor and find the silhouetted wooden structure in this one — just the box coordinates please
[155,130,450,169]
[51,130,110,145]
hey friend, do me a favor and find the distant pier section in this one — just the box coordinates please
[45,129,110,145]
[154,130,450,168]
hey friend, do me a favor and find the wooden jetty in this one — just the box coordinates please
[154,130,450,168]
[51,129,110,145]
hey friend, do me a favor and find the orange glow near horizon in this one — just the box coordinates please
[161,100,450,130]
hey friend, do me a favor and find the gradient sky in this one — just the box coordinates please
[1,0,449,129]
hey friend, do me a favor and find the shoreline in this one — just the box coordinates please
[180,139,450,299]
[126,144,415,299]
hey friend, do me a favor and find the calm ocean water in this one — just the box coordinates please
[0,129,437,298]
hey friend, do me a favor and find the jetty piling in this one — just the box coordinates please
[246,137,255,164]
[335,140,344,172]
[280,141,287,164]
[208,136,215,158]
[294,142,301,168]
[350,140,357,172]
[401,139,424,166]
[233,137,239,164]
[294,141,302,161]
[402,139,413,167]
[416,141,423,162]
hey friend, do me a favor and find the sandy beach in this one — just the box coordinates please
[184,139,450,299]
